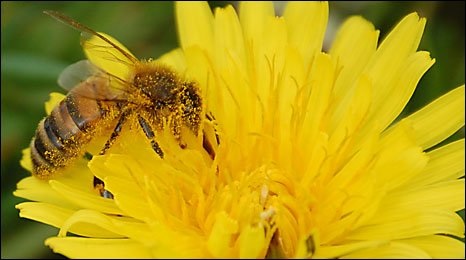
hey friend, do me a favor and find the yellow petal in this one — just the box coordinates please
[89,154,164,222]
[238,224,266,258]
[213,5,245,70]
[401,235,465,259]
[347,209,464,240]
[49,180,124,216]
[207,211,238,257]
[330,16,378,96]
[19,148,32,172]
[330,74,372,145]
[372,140,428,191]
[406,85,465,149]
[149,221,207,258]
[16,202,69,230]
[45,92,65,115]
[387,179,465,213]
[407,139,465,186]
[57,209,126,238]
[343,241,431,259]
[255,15,287,114]
[104,175,154,221]
[176,1,214,51]
[284,1,328,69]
[373,114,429,190]
[16,202,121,238]
[299,53,335,146]
[14,177,76,208]
[45,237,152,258]
[314,240,388,258]
[366,13,426,125]
[239,2,274,44]
[157,48,187,73]
[372,51,435,131]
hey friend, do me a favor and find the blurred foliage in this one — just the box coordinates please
[1,1,464,259]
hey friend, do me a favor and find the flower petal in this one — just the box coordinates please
[365,13,426,129]
[284,1,328,69]
[45,237,152,258]
[374,122,429,191]
[330,16,378,96]
[401,235,465,259]
[16,202,121,238]
[299,53,335,147]
[238,224,266,258]
[176,1,214,51]
[239,2,275,44]
[406,139,465,187]
[347,209,464,240]
[372,51,435,131]
[49,180,124,216]
[14,177,77,209]
[57,209,129,238]
[16,202,69,230]
[45,92,66,115]
[157,48,187,73]
[207,211,238,257]
[406,85,465,149]
[379,180,465,218]
[213,4,245,70]
[342,241,431,259]
[314,240,388,258]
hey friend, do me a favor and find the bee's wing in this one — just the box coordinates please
[58,60,126,100]
[44,11,138,86]
[80,31,137,83]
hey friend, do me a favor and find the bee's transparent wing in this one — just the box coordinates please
[58,60,99,90]
[58,60,126,100]
[44,11,138,84]
[80,31,137,82]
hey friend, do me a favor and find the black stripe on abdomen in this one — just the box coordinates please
[66,94,103,131]
[44,116,65,150]
[34,119,67,167]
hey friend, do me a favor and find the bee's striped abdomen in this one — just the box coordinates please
[30,93,107,179]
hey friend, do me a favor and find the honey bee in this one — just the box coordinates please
[30,11,205,197]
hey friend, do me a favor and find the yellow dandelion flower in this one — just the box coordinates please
[15,1,464,258]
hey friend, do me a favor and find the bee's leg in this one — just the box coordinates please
[202,112,220,160]
[172,118,186,148]
[137,115,164,158]
[93,177,114,199]
[94,109,131,199]
[99,109,131,155]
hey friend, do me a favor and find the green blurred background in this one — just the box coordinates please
[1,1,464,258]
